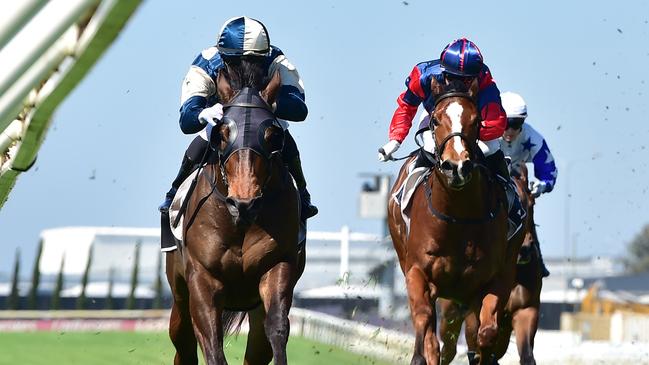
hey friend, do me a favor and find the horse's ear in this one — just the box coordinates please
[216,69,235,103]
[430,77,444,97]
[468,78,479,98]
[261,70,281,106]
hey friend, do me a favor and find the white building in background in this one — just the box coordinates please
[35,226,391,300]
[38,226,163,298]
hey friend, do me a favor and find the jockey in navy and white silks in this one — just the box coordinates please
[378,38,524,240]
[159,16,318,220]
[499,91,557,277]
[499,92,557,197]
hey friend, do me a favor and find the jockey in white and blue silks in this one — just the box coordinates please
[499,91,558,277]
[159,16,318,220]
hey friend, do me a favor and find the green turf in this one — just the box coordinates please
[0,331,392,365]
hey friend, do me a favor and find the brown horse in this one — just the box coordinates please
[388,79,524,365]
[439,164,542,365]
[165,60,304,365]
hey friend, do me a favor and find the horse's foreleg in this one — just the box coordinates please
[477,284,510,365]
[406,266,439,365]
[186,266,227,365]
[259,261,295,365]
[513,307,539,365]
[438,299,464,365]
[243,305,272,365]
[464,308,480,364]
[166,253,198,365]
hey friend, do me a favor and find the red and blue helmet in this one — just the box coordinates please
[440,38,484,77]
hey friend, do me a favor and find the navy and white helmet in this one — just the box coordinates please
[217,16,270,56]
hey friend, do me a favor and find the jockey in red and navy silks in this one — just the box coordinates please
[388,60,506,144]
[379,38,525,241]
[159,16,317,220]
[378,38,507,160]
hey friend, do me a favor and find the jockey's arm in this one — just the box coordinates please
[178,50,218,134]
[529,134,558,192]
[268,54,308,121]
[476,67,507,142]
[388,65,425,142]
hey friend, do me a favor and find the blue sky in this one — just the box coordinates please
[1,0,649,275]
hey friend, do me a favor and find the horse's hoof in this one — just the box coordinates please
[410,353,426,365]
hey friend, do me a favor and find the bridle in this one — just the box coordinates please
[427,91,482,168]
[423,91,502,224]
[207,94,284,203]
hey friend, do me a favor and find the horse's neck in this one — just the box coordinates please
[267,161,290,193]
[430,169,493,216]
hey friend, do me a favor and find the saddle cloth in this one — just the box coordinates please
[168,170,200,243]
[392,158,429,237]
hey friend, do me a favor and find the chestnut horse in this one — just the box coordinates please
[439,164,542,365]
[165,61,303,365]
[387,80,524,365]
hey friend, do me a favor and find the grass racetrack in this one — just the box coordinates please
[0,331,391,365]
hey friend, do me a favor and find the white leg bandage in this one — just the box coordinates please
[478,139,500,157]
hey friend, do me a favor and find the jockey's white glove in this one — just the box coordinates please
[198,103,223,126]
[199,103,223,142]
[378,140,401,162]
[530,181,548,198]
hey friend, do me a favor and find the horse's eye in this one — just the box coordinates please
[265,127,284,152]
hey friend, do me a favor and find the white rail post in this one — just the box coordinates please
[0,0,97,99]
[339,225,350,280]
[0,1,48,49]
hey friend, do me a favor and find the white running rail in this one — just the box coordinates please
[0,0,143,208]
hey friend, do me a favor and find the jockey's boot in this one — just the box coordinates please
[158,156,196,213]
[534,239,551,277]
[287,155,318,220]
[485,150,525,240]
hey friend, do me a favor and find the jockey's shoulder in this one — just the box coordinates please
[521,123,544,139]
[268,45,284,59]
[415,59,442,74]
[191,47,223,78]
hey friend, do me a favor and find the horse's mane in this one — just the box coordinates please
[222,55,270,91]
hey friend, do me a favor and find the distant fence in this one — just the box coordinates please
[289,307,413,362]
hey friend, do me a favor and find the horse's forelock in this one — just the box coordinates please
[222,56,269,92]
